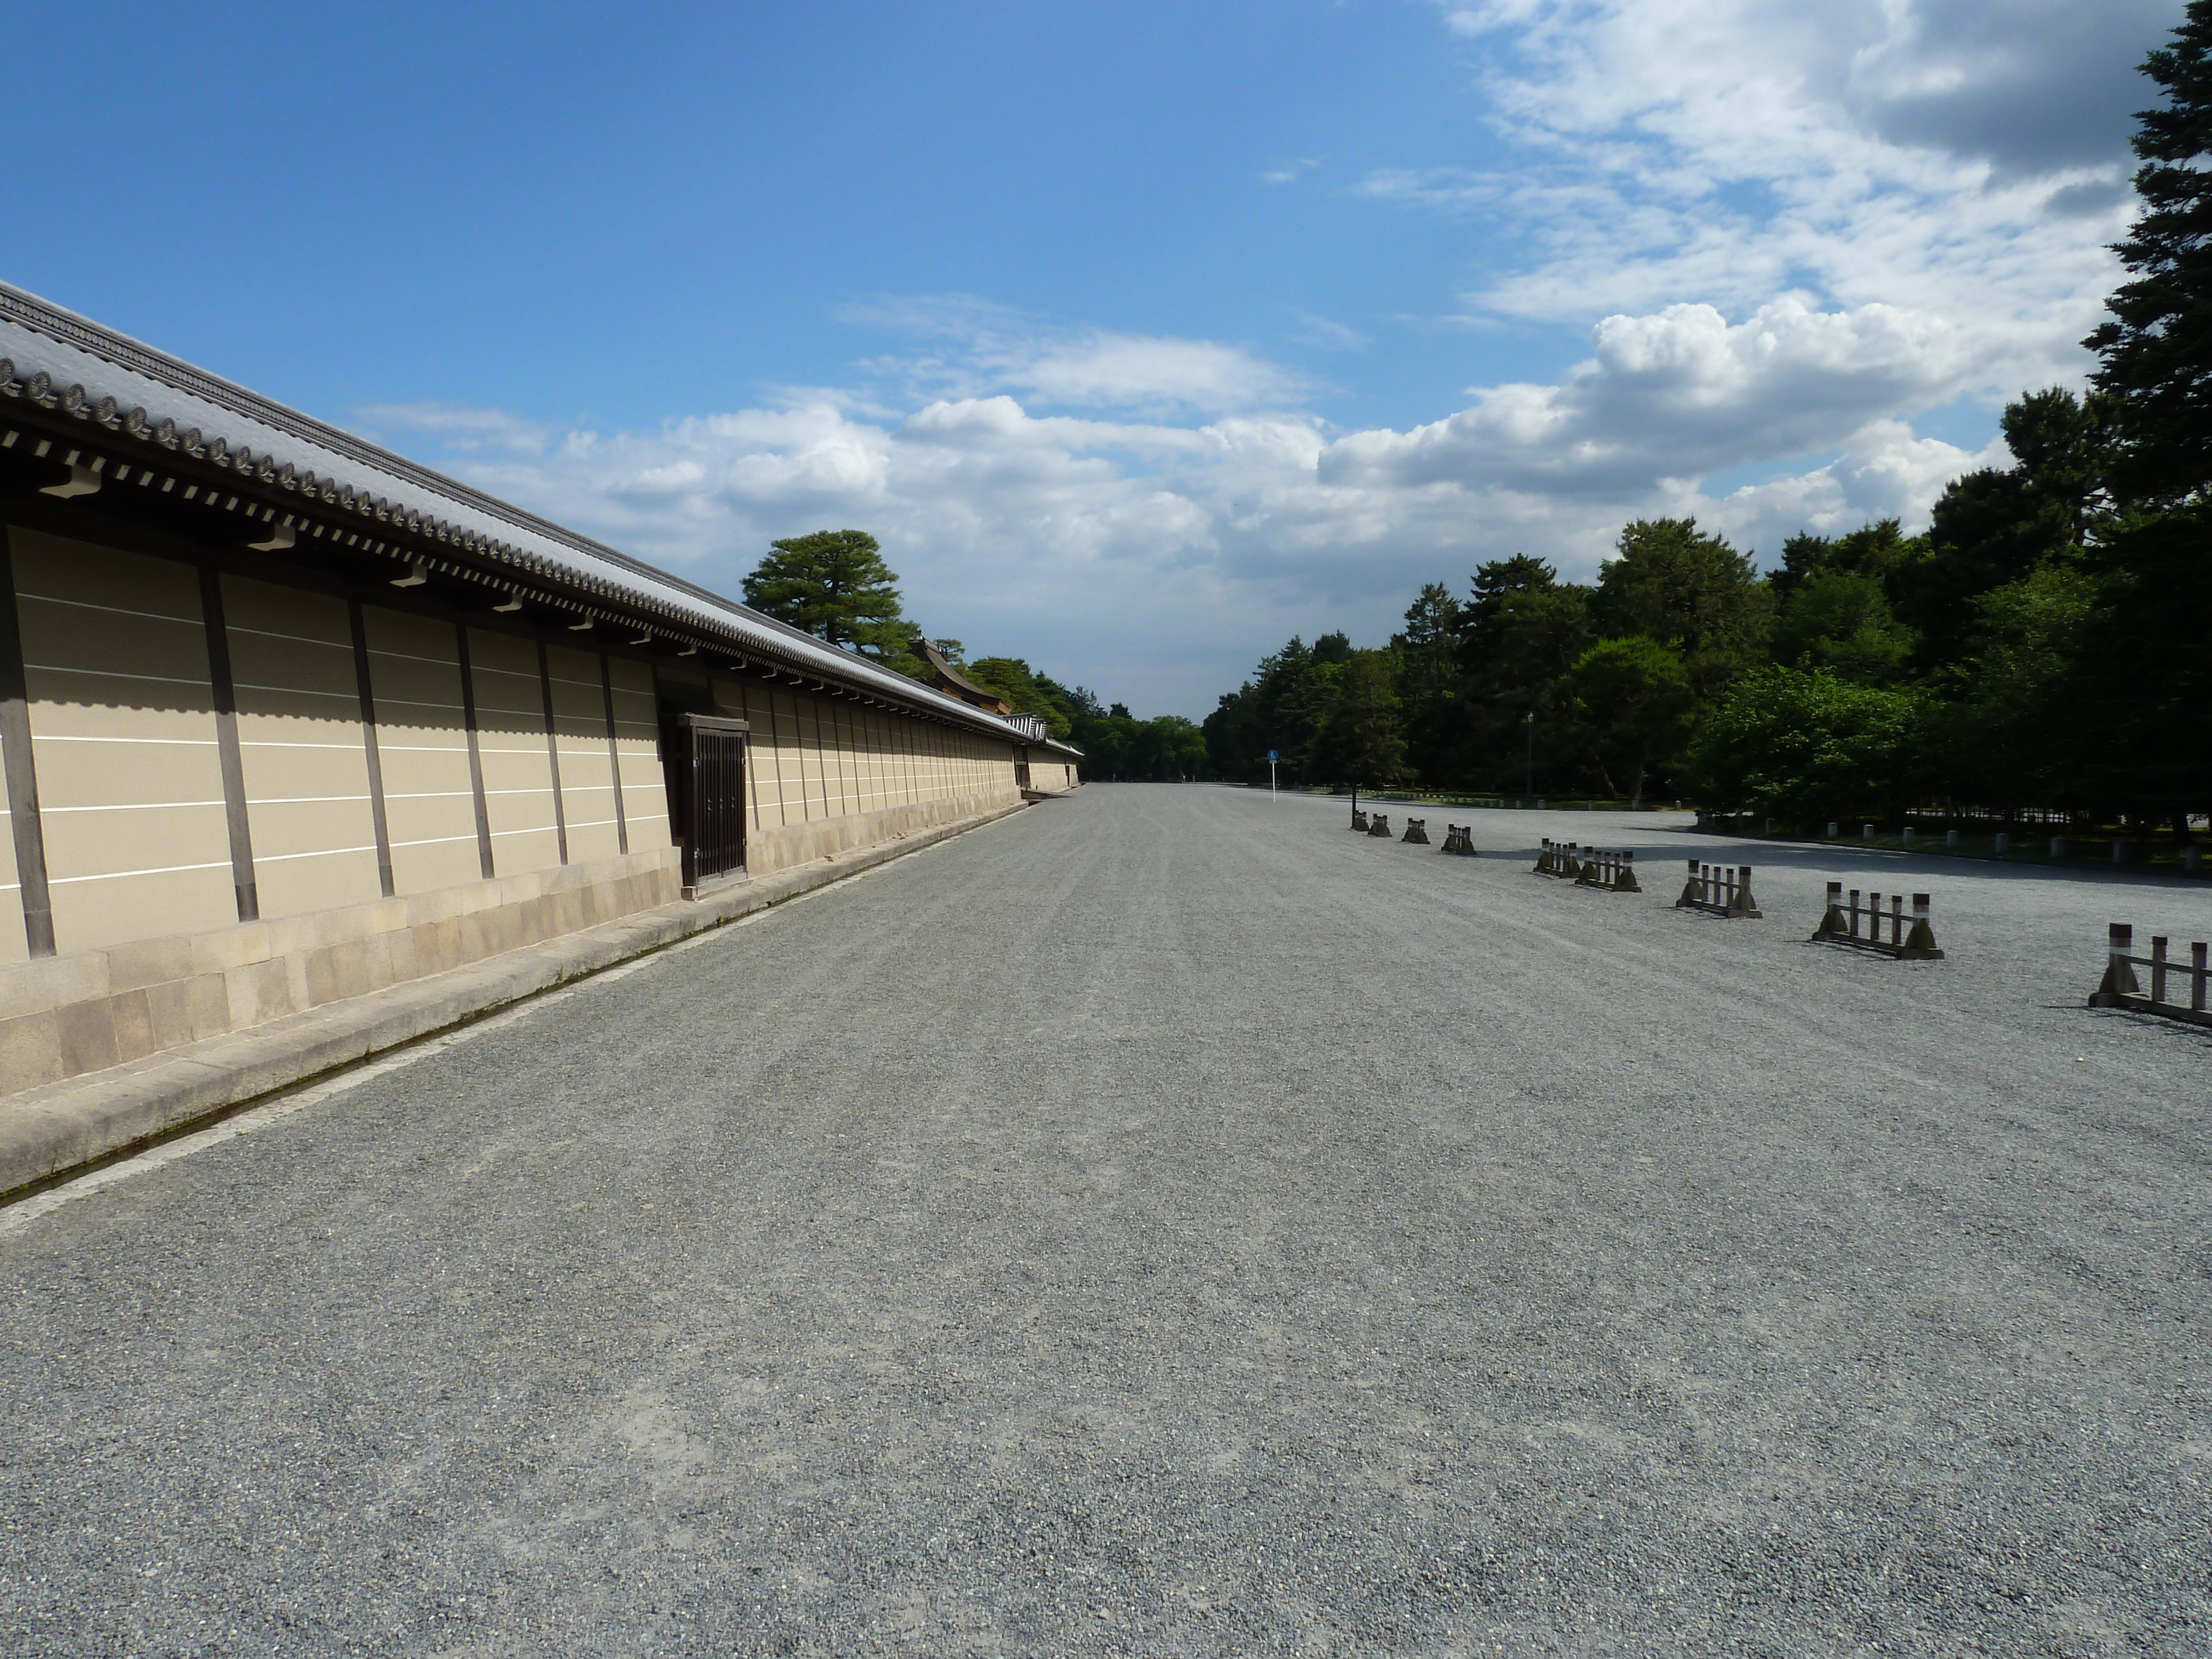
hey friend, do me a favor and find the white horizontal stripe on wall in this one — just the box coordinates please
[227,624,355,651]
[253,842,384,865]
[48,858,233,886]
[17,593,202,628]
[24,664,213,689]
[41,799,229,813]
[388,831,487,852]
[238,740,382,753]
[232,681,358,702]
[28,734,219,746]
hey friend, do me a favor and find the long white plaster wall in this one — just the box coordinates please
[708,674,1022,877]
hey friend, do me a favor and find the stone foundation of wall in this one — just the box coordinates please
[743,786,1024,879]
[0,848,682,1096]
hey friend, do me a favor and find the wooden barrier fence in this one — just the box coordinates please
[1809,884,1944,959]
[2088,923,2210,1026]
[1366,813,1392,839]
[1533,838,1586,879]
[1440,824,1475,856]
[1676,860,1762,918]
[1350,809,1369,832]
[1401,817,1430,845]
[1575,849,1641,893]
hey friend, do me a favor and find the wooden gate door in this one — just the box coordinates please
[677,713,749,893]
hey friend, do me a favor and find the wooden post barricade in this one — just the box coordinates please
[1366,813,1392,838]
[1350,809,1369,831]
[1676,860,1762,918]
[1440,824,1476,856]
[1533,838,1584,879]
[2088,923,2211,1026]
[1574,848,1641,893]
[1401,817,1430,844]
[1809,884,1943,959]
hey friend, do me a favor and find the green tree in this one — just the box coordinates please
[1938,564,2101,810]
[1772,519,1919,602]
[1391,582,1466,785]
[1564,637,1694,806]
[1308,649,1408,788]
[1771,570,1917,682]
[1459,556,1593,791]
[2086,0,2212,505]
[962,656,1076,739]
[1687,666,1932,823]
[740,530,913,664]
[1895,390,2116,671]
[1203,635,1342,785]
[1590,518,1772,706]
[2058,510,2212,830]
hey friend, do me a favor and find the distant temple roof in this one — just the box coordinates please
[911,638,1013,715]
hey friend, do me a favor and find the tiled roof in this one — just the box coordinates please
[0,280,1065,745]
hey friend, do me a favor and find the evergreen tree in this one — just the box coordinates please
[1390,582,1466,785]
[1459,556,1593,791]
[1590,519,1771,707]
[740,530,914,664]
[1309,650,1408,789]
[1563,636,1693,805]
[2087,0,2212,504]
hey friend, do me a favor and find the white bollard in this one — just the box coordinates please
[1995,833,2011,855]
[1945,830,1960,849]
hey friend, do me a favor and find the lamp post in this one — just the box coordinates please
[1524,711,1535,805]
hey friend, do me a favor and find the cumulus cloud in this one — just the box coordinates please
[1323,298,1967,497]
[1404,0,2164,379]
[371,2,2162,712]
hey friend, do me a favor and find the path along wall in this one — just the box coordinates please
[0,524,1025,1098]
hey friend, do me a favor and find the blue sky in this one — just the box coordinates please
[2,1,2180,715]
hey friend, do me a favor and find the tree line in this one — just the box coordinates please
[738,528,1206,780]
[1206,9,2212,839]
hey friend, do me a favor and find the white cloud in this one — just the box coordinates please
[1322,298,1968,497]
[840,295,1318,416]
[372,2,2166,713]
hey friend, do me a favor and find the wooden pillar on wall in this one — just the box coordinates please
[347,601,397,899]
[536,641,569,865]
[0,525,55,957]
[197,568,259,924]
[598,654,629,856]
[455,626,495,879]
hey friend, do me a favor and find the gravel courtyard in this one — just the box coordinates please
[3,784,2208,1657]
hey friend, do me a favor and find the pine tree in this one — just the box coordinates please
[2086,1,2212,504]
[740,529,911,659]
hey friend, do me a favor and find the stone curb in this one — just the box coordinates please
[0,802,1030,1201]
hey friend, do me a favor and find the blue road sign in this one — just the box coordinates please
[1267,750,1279,763]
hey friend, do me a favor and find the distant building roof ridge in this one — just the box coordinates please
[910,636,1013,714]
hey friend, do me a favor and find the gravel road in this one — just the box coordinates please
[4,785,2209,1656]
